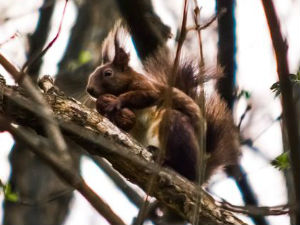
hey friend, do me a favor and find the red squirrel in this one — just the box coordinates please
[86,22,240,182]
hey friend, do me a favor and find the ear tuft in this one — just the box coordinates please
[101,40,110,64]
[113,38,130,71]
[100,20,130,67]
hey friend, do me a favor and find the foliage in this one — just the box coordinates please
[271,152,290,171]
[240,90,251,99]
[270,81,281,97]
[270,70,300,97]
[0,180,19,202]
[78,50,92,65]
[67,50,92,70]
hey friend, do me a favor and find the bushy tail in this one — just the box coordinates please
[143,46,240,180]
[143,48,223,99]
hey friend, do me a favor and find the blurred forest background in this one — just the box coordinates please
[0,0,299,225]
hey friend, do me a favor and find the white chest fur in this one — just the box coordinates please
[129,106,164,149]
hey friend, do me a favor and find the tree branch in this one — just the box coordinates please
[0,52,69,161]
[260,0,300,223]
[92,157,144,208]
[0,117,126,225]
[216,199,292,216]
[0,74,246,225]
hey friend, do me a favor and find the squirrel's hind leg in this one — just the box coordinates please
[159,109,199,182]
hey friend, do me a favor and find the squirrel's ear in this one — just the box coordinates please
[113,38,130,71]
[102,42,110,64]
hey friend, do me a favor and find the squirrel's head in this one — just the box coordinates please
[87,21,133,98]
[86,44,132,98]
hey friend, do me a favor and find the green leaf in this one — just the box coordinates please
[78,50,92,65]
[6,192,18,202]
[270,69,300,97]
[3,183,19,202]
[67,50,92,71]
[271,152,290,171]
[243,90,251,99]
[3,183,11,194]
[245,92,250,99]
[270,81,281,97]
[239,90,251,99]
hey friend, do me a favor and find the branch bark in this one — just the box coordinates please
[0,75,246,225]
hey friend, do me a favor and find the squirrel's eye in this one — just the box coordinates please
[103,69,113,77]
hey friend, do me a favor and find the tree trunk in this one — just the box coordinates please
[216,1,267,224]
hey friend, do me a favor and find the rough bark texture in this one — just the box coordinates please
[0,75,247,225]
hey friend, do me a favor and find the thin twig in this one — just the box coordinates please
[237,104,252,129]
[170,0,189,84]
[0,32,21,47]
[4,187,74,206]
[191,0,207,224]
[217,199,292,216]
[21,0,68,75]
[186,8,227,32]
[92,157,144,207]
[251,114,281,143]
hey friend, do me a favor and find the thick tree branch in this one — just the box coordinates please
[0,74,246,225]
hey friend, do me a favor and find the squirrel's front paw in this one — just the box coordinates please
[96,94,135,131]
[113,108,136,131]
[96,94,120,114]
[105,98,122,112]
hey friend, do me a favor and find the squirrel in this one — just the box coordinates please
[86,21,240,183]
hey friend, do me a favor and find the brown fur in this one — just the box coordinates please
[86,22,240,183]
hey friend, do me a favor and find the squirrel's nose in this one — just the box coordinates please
[86,87,96,97]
